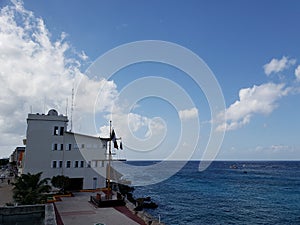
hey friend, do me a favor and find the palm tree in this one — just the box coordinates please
[12,172,51,205]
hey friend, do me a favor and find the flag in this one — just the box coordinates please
[111,129,118,149]
[114,140,118,149]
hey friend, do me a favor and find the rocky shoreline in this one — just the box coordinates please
[125,200,164,225]
[116,183,164,225]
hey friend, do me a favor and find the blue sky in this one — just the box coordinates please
[0,0,299,160]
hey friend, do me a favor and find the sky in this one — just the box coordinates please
[0,0,300,160]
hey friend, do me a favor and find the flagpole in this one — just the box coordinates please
[107,120,112,199]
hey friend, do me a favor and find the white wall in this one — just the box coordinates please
[23,111,110,189]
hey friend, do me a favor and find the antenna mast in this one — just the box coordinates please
[66,98,68,116]
[107,120,112,199]
[70,87,74,131]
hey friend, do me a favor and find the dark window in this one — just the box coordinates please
[74,161,79,168]
[66,161,71,168]
[87,161,91,168]
[67,144,72,151]
[60,127,64,135]
[52,161,57,168]
[53,126,59,135]
[93,161,97,168]
[54,144,58,151]
[59,161,63,168]
[80,161,84,168]
[60,144,64,151]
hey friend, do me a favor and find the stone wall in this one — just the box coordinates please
[0,204,57,225]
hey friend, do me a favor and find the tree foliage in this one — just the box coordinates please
[12,172,51,205]
[51,175,70,193]
[0,158,9,166]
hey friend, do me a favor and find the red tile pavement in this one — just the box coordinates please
[114,206,146,225]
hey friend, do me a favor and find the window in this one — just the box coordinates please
[74,161,79,168]
[92,161,97,168]
[66,144,72,151]
[81,144,85,149]
[60,144,64,151]
[66,160,71,168]
[52,161,57,168]
[59,127,64,135]
[53,126,59,135]
[87,161,91,168]
[80,161,84,168]
[54,126,64,136]
[52,143,58,151]
[101,160,105,167]
[58,160,63,168]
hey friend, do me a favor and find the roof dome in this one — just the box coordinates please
[47,109,58,116]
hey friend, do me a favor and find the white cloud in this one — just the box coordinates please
[98,111,166,152]
[295,65,300,82]
[178,107,198,120]
[74,75,118,113]
[0,1,118,157]
[255,144,294,153]
[263,56,296,76]
[0,1,170,158]
[79,50,88,61]
[217,83,290,131]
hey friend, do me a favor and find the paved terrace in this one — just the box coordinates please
[0,179,149,225]
[55,192,146,225]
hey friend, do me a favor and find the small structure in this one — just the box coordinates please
[90,190,125,207]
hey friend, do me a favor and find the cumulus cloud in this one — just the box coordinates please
[178,107,198,120]
[295,65,300,82]
[98,111,166,152]
[74,76,118,113]
[217,83,290,131]
[0,1,118,156]
[263,56,296,76]
[0,1,169,158]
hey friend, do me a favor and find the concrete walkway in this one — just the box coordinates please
[55,192,143,225]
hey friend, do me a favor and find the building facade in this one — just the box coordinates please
[23,109,113,190]
[9,147,25,166]
[9,146,25,176]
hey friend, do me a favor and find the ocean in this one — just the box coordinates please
[129,161,300,225]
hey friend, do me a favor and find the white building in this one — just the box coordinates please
[23,109,120,190]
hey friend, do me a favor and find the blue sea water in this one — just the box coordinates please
[131,161,300,225]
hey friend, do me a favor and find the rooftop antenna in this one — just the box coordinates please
[66,98,68,116]
[70,87,74,131]
[43,97,46,114]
